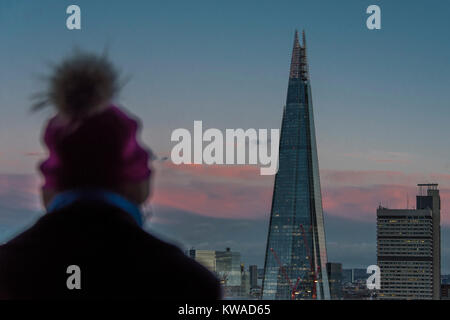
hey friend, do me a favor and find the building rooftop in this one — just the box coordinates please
[376,207,432,217]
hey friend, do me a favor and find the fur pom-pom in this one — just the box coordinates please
[32,51,121,118]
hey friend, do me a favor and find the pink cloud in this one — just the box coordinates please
[0,174,42,211]
[159,162,272,186]
[0,166,449,226]
[153,165,450,224]
[321,170,419,187]
[24,152,45,157]
[322,184,450,224]
[153,182,272,220]
[151,162,273,219]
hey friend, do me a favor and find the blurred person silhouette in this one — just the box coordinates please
[0,51,221,299]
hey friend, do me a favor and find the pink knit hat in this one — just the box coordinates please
[39,105,152,191]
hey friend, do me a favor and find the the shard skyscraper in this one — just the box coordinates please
[262,31,330,300]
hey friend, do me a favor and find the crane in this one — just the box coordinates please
[219,272,233,297]
[269,224,319,300]
[269,248,301,300]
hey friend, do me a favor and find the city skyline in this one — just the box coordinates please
[1,1,450,274]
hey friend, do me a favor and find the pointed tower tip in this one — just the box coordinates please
[289,30,301,79]
[302,30,306,47]
[294,30,300,44]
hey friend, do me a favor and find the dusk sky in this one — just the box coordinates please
[1,1,450,271]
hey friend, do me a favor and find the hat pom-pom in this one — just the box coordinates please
[32,51,121,119]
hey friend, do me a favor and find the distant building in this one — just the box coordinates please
[249,287,262,300]
[342,268,369,284]
[187,247,244,298]
[342,282,374,300]
[188,249,216,273]
[257,268,264,288]
[257,268,264,280]
[441,284,450,300]
[240,264,251,298]
[216,248,242,287]
[377,184,441,300]
[352,269,368,283]
[441,274,450,284]
[326,262,343,300]
[249,265,258,289]
[342,269,353,284]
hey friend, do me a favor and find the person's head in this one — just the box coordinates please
[34,51,152,208]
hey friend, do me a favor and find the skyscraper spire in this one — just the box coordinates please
[289,30,301,80]
[300,30,309,81]
[302,30,306,49]
[289,30,309,81]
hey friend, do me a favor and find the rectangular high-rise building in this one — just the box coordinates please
[262,30,330,300]
[377,184,441,300]
[326,262,343,300]
[216,248,242,287]
[342,269,353,284]
[249,265,258,289]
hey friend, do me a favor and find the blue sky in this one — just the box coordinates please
[1,0,449,174]
[1,0,450,271]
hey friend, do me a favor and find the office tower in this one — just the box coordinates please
[442,274,450,284]
[188,249,216,273]
[342,269,353,284]
[262,30,330,300]
[188,248,248,298]
[240,264,251,298]
[441,284,450,300]
[216,248,242,287]
[377,184,441,300]
[249,265,258,289]
[326,262,343,300]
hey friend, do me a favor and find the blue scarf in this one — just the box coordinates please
[46,189,143,227]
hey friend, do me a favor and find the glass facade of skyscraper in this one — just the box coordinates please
[262,31,330,300]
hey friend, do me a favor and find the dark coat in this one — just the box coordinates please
[0,201,221,300]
